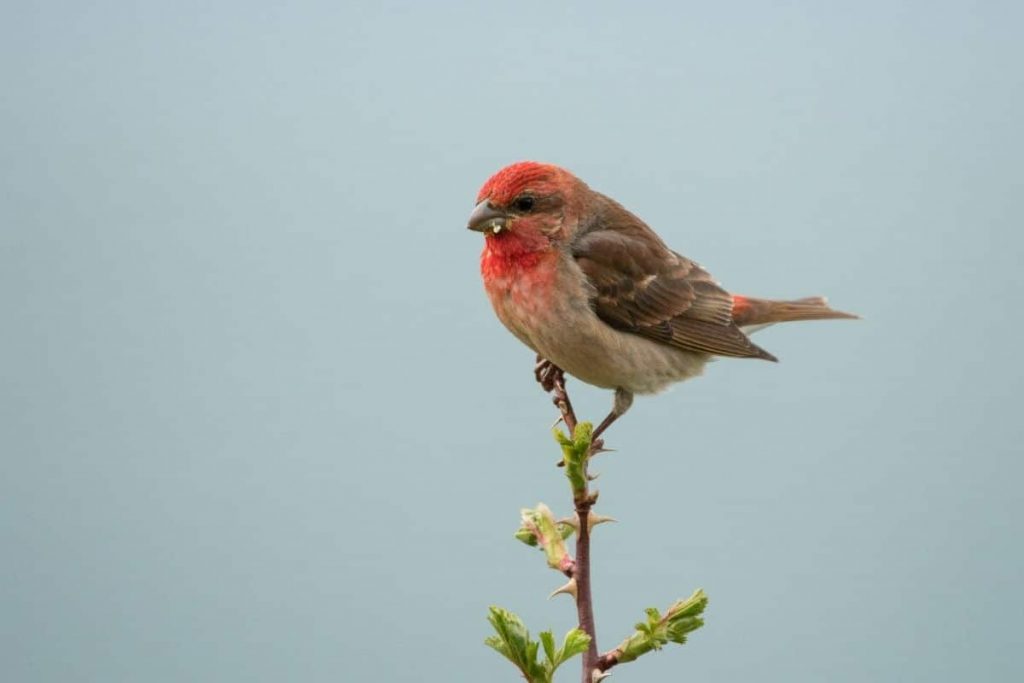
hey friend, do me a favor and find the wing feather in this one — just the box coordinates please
[571,201,776,361]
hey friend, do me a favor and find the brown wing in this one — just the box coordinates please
[571,203,776,361]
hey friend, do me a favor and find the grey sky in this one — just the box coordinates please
[2,2,1021,681]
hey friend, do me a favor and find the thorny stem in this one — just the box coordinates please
[575,496,598,682]
[548,372,598,682]
[532,361,705,680]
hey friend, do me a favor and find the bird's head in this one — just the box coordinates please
[467,161,584,247]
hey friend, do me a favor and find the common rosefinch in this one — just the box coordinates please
[468,161,856,439]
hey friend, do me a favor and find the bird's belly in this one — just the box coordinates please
[537,315,709,395]
[488,268,709,395]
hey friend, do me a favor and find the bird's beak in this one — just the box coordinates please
[467,201,508,234]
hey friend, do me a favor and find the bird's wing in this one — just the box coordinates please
[571,213,776,361]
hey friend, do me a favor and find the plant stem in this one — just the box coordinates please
[575,498,598,682]
[552,372,598,682]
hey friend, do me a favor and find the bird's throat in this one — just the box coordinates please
[480,230,553,281]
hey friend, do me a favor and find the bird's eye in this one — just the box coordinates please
[513,196,535,212]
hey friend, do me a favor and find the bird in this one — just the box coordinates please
[467,161,856,441]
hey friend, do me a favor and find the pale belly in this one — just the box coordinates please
[485,257,709,395]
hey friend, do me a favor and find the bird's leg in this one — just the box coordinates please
[591,388,634,451]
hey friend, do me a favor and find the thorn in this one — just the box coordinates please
[588,513,617,532]
[548,577,578,600]
[592,670,612,682]
[550,415,564,430]
[558,516,579,530]
[587,471,601,481]
[562,512,614,533]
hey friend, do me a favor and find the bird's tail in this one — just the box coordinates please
[732,295,858,327]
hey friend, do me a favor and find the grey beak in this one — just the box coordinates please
[467,201,508,233]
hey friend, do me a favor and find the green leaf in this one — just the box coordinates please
[485,606,545,682]
[518,504,573,572]
[611,589,709,664]
[515,508,573,547]
[485,610,591,683]
[484,635,510,661]
[514,526,539,546]
[557,520,576,540]
[665,590,709,619]
[666,616,704,644]
[554,422,593,497]
[555,628,591,667]
[539,631,556,665]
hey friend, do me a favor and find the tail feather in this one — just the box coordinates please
[732,295,858,327]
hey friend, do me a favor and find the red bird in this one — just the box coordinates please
[468,161,856,440]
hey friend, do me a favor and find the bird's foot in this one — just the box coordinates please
[534,356,563,393]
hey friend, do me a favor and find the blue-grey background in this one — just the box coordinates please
[2,2,1021,681]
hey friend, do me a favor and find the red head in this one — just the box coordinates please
[475,161,575,207]
[467,161,585,246]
